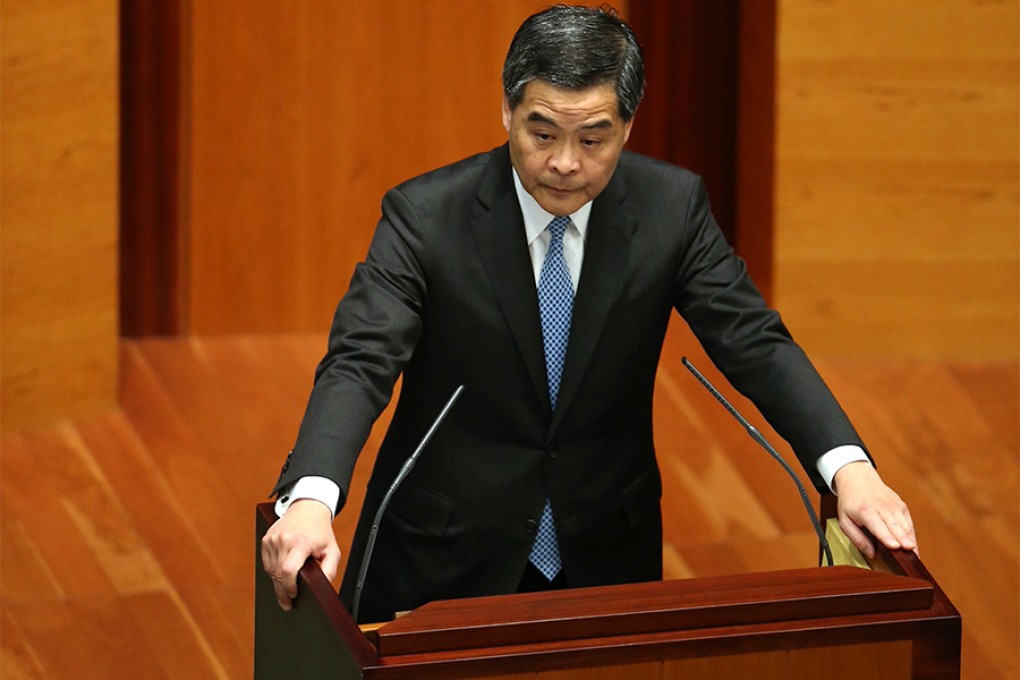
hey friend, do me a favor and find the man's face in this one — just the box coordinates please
[503,80,633,216]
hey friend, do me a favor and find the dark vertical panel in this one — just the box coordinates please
[626,0,774,299]
[627,0,740,243]
[734,0,776,299]
[119,0,185,335]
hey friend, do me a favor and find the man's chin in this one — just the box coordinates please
[536,188,584,216]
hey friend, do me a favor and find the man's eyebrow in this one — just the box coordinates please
[524,112,614,131]
[526,112,558,126]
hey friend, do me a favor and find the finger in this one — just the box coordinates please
[273,586,292,611]
[276,546,312,610]
[320,543,342,583]
[261,530,288,568]
[261,533,294,610]
[878,506,916,551]
[270,559,293,612]
[260,535,274,574]
[902,506,919,554]
[863,511,902,552]
[839,514,876,559]
[886,518,915,549]
[282,547,310,598]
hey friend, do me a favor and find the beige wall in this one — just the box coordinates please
[1,0,120,431]
[774,0,1019,360]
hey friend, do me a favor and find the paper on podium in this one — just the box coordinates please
[826,518,893,573]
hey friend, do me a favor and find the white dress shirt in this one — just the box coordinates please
[276,170,867,517]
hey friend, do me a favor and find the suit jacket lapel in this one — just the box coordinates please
[552,168,635,433]
[469,147,551,411]
[468,147,636,424]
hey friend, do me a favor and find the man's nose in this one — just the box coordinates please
[548,143,580,174]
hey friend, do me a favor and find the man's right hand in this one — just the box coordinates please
[260,499,341,611]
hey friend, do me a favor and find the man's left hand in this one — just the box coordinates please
[833,461,917,559]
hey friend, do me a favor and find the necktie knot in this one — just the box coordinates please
[547,216,570,244]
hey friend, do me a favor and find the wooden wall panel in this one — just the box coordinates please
[184,1,622,333]
[774,0,1019,359]
[1,0,119,430]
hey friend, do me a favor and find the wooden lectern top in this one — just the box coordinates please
[254,503,960,679]
[372,566,933,656]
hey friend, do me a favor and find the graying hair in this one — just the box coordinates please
[502,5,645,121]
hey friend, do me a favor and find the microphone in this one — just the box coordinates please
[351,384,466,623]
[680,358,834,567]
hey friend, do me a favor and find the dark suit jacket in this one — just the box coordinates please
[272,144,867,622]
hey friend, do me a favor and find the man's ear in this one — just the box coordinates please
[501,96,512,132]
[623,116,634,144]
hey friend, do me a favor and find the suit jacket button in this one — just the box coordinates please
[524,519,538,534]
[547,446,558,459]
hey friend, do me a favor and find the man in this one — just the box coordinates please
[261,5,915,623]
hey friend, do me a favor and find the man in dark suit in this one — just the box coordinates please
[261,5,916,623]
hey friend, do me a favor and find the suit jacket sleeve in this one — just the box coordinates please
[270,186,428,506]
[672,176,868,488]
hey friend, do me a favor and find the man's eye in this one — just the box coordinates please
[535,133,553,142]
[582,138,603,148]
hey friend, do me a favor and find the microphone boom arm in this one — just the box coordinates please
[351,384,466,622]
[681,358,834,568]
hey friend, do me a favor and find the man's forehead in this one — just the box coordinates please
[513,80,623,124]
[517,79,618,101]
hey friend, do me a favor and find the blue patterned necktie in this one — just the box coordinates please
[528,215,573,581]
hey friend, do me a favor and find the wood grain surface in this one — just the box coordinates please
[1,0,119,430]
[183,0,583,334]
[773,0,1019,359]
[1,330,1016,678]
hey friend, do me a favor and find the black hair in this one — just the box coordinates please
[502,4,645,121]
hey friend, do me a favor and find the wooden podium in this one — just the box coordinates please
[254,502,960,679]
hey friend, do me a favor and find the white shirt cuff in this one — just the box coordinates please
[274,476,341,519]
[816,445,871,494]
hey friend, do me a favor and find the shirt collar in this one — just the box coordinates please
[512,168,592,246]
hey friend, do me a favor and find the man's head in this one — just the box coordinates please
[501,5,645,216]
[502,5,645,123]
